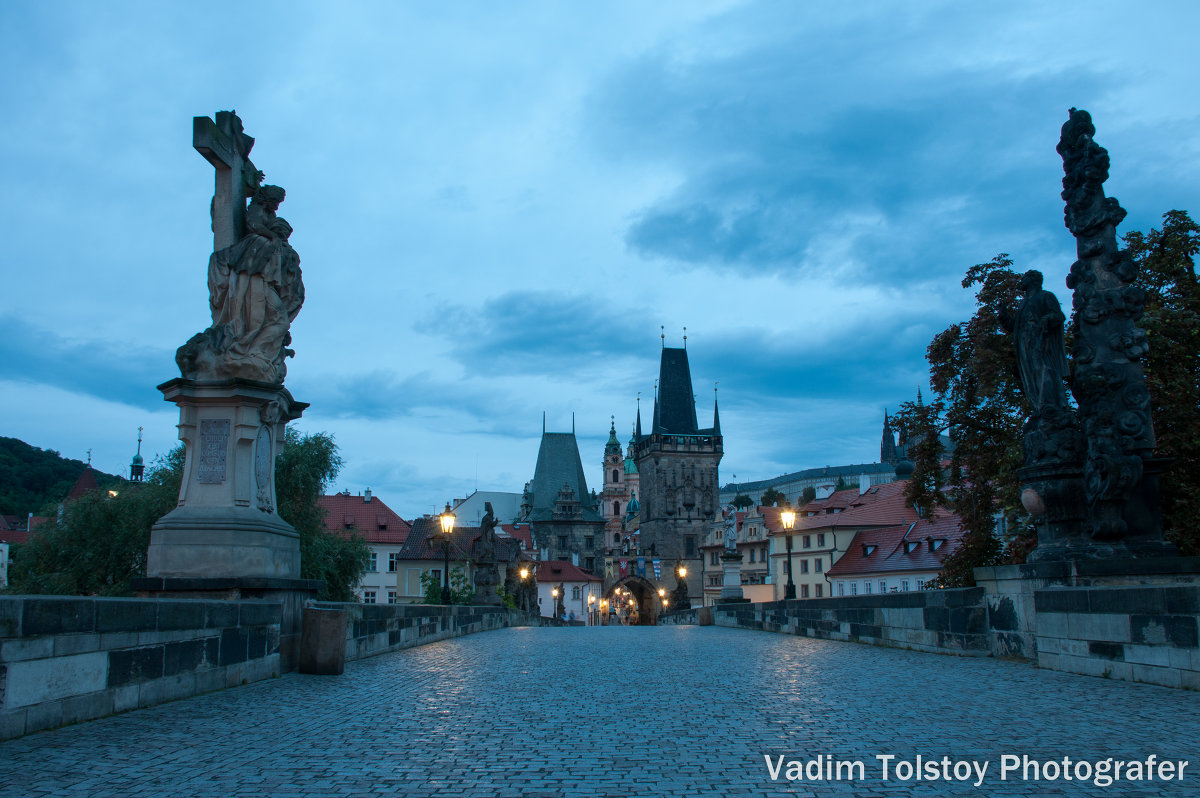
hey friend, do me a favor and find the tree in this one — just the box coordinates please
[799,486,816,505]
[8,447,184,595]
[730,494,754,510]
[420,567,475,605]
[8,428,368,600]
[893,395,951,523]
[274,428,369,601]
[0,436,122,517]
[1122,210,1200,555]
[759,487,788,507]
[834,476,850,492]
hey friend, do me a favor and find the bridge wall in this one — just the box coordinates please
[660,589,990,655]
[0,595,281,741]
[310,602,542,661]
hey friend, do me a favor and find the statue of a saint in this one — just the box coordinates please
[1011,270,1069,415]
[723,511,738,552]
[177,184,304,384]
[478,502,498,562]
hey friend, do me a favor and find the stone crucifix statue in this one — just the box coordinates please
[176,111,305,385]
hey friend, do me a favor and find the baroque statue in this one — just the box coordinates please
[178,111,305,385]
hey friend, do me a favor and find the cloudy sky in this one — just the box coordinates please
[2,1,1196,517]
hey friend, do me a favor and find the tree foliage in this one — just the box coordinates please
[1122,210,1200,554]
[275,428,369,601]
[730,494,754,510]
[800,486,817,505]
[8,428,368,600]
[8,448,184,595]
[759,487,788,507]
[419,567,475,605]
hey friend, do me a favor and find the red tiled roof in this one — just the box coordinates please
[825,513,965,577]
[535,559,601,583]
[399,516,479,560]
[0,529,31,545]
[67,468,101,500]
[502,523,533,550]
[317,493,411,544]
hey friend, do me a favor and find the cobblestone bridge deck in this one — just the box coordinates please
[2,626,1197,797]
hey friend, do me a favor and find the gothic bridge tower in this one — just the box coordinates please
[632,342,721,600]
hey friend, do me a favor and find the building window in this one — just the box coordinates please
[612,469,619,483]
[710,551,719,566]
[762,547,768,562]
[430,569,441,584]
[901,579,910,592]
[584,536,593,549]
[803,535,811,548]
[817,533,826,547]
[880,580,886,593]
[800,559,809,574]
[814,558,822,573]
[801,584,809,598]
[557,536,567,548]
[916,580,925,590]
[613,501,620,516]
[614,533,621,545]
[363,590,376,604]
[368,552,377,572]
[572,586,581,600]
[850,582,858,595]
[685,536,695,556]
[749,549,755,563]
[388,552,399,572]
[387,591,398,604]
[585,557,595,573]
[838,582,845,596]
[815,584,823,597]
[864,581,872,594]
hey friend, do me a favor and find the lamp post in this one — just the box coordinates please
[781,508,797,600]
[439,502,455,605]
[672,563,690,610]
[587,593,596,626]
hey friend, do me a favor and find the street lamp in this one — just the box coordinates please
[781,508,797,600]
[439,502,455,605]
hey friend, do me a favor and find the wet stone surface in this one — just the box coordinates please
[2,625,1198,797]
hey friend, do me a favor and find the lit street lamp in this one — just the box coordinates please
[781,508,797,600]
[439,502,456,605]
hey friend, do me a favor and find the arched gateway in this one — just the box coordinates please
[605,575,663,625]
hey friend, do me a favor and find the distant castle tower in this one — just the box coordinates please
[880,411,898,466]
[632,340,721,597]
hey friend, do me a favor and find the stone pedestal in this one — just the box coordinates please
[719,551,745,602]
[147,378,309,579]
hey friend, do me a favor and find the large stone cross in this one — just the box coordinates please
[193,111,261,251]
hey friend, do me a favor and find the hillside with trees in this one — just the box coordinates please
[0,436,121,516]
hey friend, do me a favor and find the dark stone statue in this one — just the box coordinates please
[1056,108,1173,555]
[1013,270,1069,414]
[472,502,502,605]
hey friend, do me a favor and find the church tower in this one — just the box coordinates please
[632,339,721,598]
[880,410,898,465]
[599,418,626,549]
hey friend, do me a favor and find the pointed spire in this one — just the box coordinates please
[635,396,643,440]
[916,387,924,406]
[713,382,721,435]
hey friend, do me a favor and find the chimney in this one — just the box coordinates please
[859,474,870,495]
[364,488,372,503]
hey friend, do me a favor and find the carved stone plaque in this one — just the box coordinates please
[255,424,273,512]
[197,419,230,483]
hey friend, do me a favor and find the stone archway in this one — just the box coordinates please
[605,575,662,625]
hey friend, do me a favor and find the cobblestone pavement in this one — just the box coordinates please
[2,626,1198,797]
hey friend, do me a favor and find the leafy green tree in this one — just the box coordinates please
[8,448,184,595]
[892,395,949,523]
[8,429,368,600]
[800,486,816,505]
[274,428,369,601]
[1122,210,1200,554]
[759,487,788,507]
[730,494,754,510]
[420,567,475,605]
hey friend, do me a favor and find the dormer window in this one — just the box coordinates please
[904,541,919,554]
[862,544,877,556]
[928,538,945,551]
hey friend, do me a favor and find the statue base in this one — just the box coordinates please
[147,378,308,580]
[719,551,744,601]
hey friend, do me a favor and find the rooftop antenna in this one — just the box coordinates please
[683,326,687,349]
[660,325,665,348]
[572,412,575,434]
[542,411,546,433]
[86,449,92,466]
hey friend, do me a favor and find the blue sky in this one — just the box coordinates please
[2,1,1197,517]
